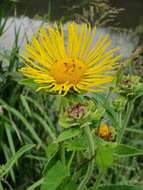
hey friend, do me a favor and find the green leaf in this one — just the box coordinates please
[26,178,43,190]
[63,181,77,190]
[0,144,35,178]
[0,181,4,190]
[113,144,143,157]
[1,143,16,182]
[0,100,44,148]
[32,113,56,141]
[98,185,143,190]
[20,95,31,116]
[92,94,118,127]
[41,161,69,190]
[96,145,113,171]
[65,136,87,152]
[56,128,80,143]
[24,96,55,130]
[57,180,77,190]
[42,143,59,175]
[19,78,38,90]
[46,143,59,161]
[5,123,16,156]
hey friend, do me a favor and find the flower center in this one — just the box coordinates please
[67,103,86,119]
[50,58,87,84]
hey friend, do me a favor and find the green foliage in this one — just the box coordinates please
[65,135,87,152]
[0,1,143,189]
[26,178,43,190]
[41,161,69,190]
[115,75,143,99]
[99,185,143,190]
[0,144,35,178]
[96,145,113,171]
[113,144,143,157]
[45,143,59,161]
[62,181,77,190]
[56,128,80,143]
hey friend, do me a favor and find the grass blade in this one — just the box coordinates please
[0,144,35,178]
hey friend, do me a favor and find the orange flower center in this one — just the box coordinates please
[50,58,87,84]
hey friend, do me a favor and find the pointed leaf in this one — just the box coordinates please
[96,145,113,171]
[64,181,77,190]
[56,128,80,143]
[65,136,87,152]
[0,144,35,178]
[113,144,143,157]
[98,185,143,190]
[41,161,69,190]
[46,143,59,161]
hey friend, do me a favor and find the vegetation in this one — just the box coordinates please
[0,1,143,190]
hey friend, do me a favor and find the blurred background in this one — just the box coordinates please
[1,0,143,55]
[1,0,143,28]
[0,0,143,189]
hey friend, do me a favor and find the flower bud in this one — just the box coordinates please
[115,75,143,99]
[112,96,127,112]
[59,98,104,128]
[97,123,116,141]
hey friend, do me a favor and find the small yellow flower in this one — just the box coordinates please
[98,123,112,140]
[20,22,121,95]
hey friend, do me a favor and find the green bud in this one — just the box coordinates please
[95,123,116,141]
[59,97,104,128]
[115,75,143,99]
[112,96,127,112]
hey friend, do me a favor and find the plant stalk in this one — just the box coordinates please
[93,172,104,190]
[118,100,134,143]
[60,143,65,165]
[67,151,75,171]
[77,126,95,190]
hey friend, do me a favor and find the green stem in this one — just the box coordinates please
[93,172,104,190]
[61,143,65,165]
[77,126,95,190]
[57,94,66,165]
[67,151,75,172]
[118,100,134,143]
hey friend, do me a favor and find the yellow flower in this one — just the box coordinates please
[98,123,112,140]
[20,22,121,95]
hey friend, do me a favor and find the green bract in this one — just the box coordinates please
[115,75,143,99]
[59,96,105,128]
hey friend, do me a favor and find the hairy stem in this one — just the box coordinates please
[61,143,65,165]
[68,151,75,172]
[77,126,95,190]
[118,100,134,143]
[93,172,104,190]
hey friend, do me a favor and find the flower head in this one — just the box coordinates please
[20,22,121,95]
[97,123,116,141]
[98,123,111,139]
